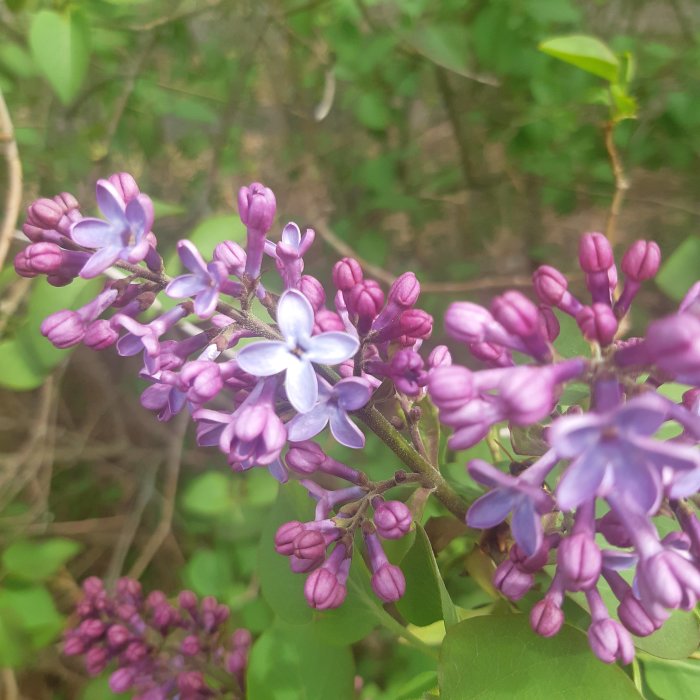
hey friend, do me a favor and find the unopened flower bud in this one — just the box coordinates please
[557,533,602,591]
[374,500,412,539]
[493,560,534,601]
[107,172,140,204]
[294,530,327,560]
[429,365,475,410]
[214,240,247,275]
[109,668,134,694]
[576,304,618,346]
[530,597,564,637]
[275,521,305,555]
[41,310,85,348]
[579,232,613,273]
[286,441,326,474]
[588,618,634,665]
[83,320,119,350]
[427,345,451,370]
[238,182,276,232]
[333,257,363,291]
[371,563,406,603]
[622,240,660,282]
[299,275,326,311]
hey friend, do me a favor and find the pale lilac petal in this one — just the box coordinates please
[609,452,661,513]
[237,341,291,376]
[177,240,208,276]
[467,489,516,529]
[287,405,330,442]
[305,331,359,364]
[166,274,206,299]
[556,451,607,511]
[281,222,301,250]
[125,237,151,263]
[285,358,318,413]
[335,377,371,411]
[613,395,668,436]
[549,413,606,458]
[511,498,542,557]
[448,422,490,450]
[194,287,219,318]
[126,194,153,236]
[268,458,289,483]
[71,218,120,249]
[80,246,121,278]
[329,408,365,449]
[669,467,700,498]
[277,289,314,340]
[631,435,700,474]
[95,179,126,222]
[117,333,145,357]
[467,459,514,489]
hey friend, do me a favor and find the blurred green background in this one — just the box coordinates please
[0,0,699,698]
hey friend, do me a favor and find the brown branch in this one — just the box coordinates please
[604,121,629,246]
[0,88,22,271]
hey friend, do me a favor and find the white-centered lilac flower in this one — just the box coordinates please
[236,289,359,413]
[551,393,700,514]
[165,240,241,318]
[265,222,315,289]
[287,377,371,448]
[71,179,154,278]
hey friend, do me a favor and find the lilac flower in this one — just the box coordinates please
[165,240,241,318]
[286,376,371,448]
[71,179,154,278]
[551,393,700,514]
[265,222,315,289]
[466,451,558,556]
[236,289,360,413]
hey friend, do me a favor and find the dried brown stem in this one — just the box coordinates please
[604,121,629,246]
[0,88,22,271]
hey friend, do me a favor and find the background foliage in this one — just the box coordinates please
[0,0,699,698]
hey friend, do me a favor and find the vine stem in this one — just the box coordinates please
[604,121,629,246]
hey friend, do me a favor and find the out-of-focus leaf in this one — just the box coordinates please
[539,35,619,82]
[632,610,700,660]
[656,235,700,301]
[181,472,232,518]
[439,615,642,699]
[404,25,473,78]
[2,538,81,582]
[81,676,122,700]
[29,10,90,105]
[641,656,700,700]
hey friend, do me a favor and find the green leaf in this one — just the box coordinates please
[81,676,122,700]
[632,610,699,660]
[656,235,700,301]
[396,524,457,627]
[404,25,473,78]
[182,549,234,600]
[247,619,355,700]
[151,198,187,219]
[640,656,700,700]
[439,615,642,700]
[355,92,391,131]
[539,35,620,83]
[2,538,81,582]
[181,472,232,518]
[610,84,638,122]
[29,10,90,105]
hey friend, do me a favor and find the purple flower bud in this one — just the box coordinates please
[469,341,512,367]
[109,668,135,694]
[178,590,198,611]
[124,641,148,663]
[557,533,602,591]
[428,345,451,370]
[637,549,700,613]
[238,182,276,232]
[314,308,346,333]
[285,442,325,475]
[214,240,247,275]
[180,361,223,404]
[13,249,38,278]
[538,305,560,342]
[178,671,207,693]
[644,313,700,382]
[444,301,493,344]
[299,275,326,311]
[491,291,540,337]
[576,304,618,346]
[290,554,324,573]
[493,559,534,601]
[389,349,427,397]
[107,172,140,203]
[374,500,412,539]
[63,635,86,656]
[398,308,433,341]
[106,624,130,650]
[622,240,660,282]
[82,577,104,597]
[588,618,634,665]
[532,265,583,317]
[371,563,406,603]
[83,319,119,350]
[41,310,85,348]
[388,272,420,309]
[79,618,106,639]
[428,365,475,411]
[333,257,364,291]
[294,530,327,560]
[275,521,305,555]
[26,197,63,231]
[304,568,346,610]
[579,232,613,273]
[530,597,564,637]
[596,511,633,548]
[227,648,248,675]
[22,242,64,273]
[85,646,109,676]
[347,280,385,333]
[617,591,662,637]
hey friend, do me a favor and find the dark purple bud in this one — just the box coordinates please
[294,530,327,560]
[41,310,85,348]
[399,308,433,340]
[509,540,552,573]
[27,197,63,230]
[622,240,660,282]
[314,308,345,333]
[530,597,564,637]
[233,628,252,648]
[285,441,326,475]
[333,257,363,291]
[645,314,700,380]
[214,240,247,275]
[106,624,130,650]
[275,521,305,555]
[124,641,148,664]
[299,275,326,311]
[576,304,618,346]
[145,590,166,608]
[82,577,104,597]
[290,554,324,573]
[178,671,207,693]
[491,290,540,337]
[227,648,248,675]
[85,646,109,676]
[387,272,420,308]
[180,361,223,404]
[532,265,583,316]
[53,192,79,213]
[107,172,140,203]
[493,560,534,601]
[617,592,662,637]
[579,232,614,273]
[347,280,385,332]
[374,500,412,539]
[63,635,86,656]
[469,341,512,367]
[79,618,106,639]
[180,635,201,658]
[304,568,346,610]
[427,345,451,370]
[588,618,634,665]
[596,511,633,548]
[389,349,427,397]
[371,563,406,603]
[557,533,602,591]
[109,668,134,694]
[83,320,119,350]
[538,305,560,342]
[237,182,276,232]
[428,365,475,411]
[178,590,198,611]
[23,242,64,273]
[13,250,38,278]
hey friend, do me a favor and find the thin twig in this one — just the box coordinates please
[0,668,19,700]
[0,88,22,271]
[604,121,629,246]
[128,410,188,579]
[128,0,223,31]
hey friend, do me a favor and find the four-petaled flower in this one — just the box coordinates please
[287,377,371,448]
[236,289,359,413]
[166,240,240,318]
[71,179,154,278]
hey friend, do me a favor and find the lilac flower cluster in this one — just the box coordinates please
[274,440,414,608]
[63,577,250,698]
[429,232,700,664]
